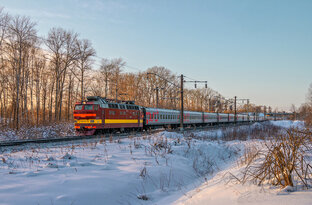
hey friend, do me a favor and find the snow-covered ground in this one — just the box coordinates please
[0,122,75,142]
[0,121,310,205]
[270,120,304,128]
[171,164,312,205]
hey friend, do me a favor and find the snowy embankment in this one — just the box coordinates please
[0,121,310,205]
[0,123,75,141]
[270,120,304,128]
[171,120,312,205]
[171,164,312,205]
[0,125,248,205]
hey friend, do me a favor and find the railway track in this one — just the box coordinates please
[0,122,258,148]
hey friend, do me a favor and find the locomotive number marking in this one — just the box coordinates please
[75,119,102,124]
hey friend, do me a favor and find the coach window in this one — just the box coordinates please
[75,105,83,110]
[84,105,93,110]
[94,105,99,110]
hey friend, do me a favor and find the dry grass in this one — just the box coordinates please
[238,127,312,189]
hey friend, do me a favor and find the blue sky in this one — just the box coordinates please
[2,0,312,111]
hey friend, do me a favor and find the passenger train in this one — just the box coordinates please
[73,96,266,135]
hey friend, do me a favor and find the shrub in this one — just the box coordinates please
[240,128,312,188]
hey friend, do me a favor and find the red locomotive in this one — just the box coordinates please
[74,96,143,135]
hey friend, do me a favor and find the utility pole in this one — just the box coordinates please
[146,72,207,130]
[180,74,184,130]
[247,99,250,121]
[115,82,118,102]
[154,87,166,108]
[156,87,159,108]
[208,98,211,112]
[234,96,237,123]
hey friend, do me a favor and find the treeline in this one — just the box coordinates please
[294,83,312,125]
[0,8,267,129]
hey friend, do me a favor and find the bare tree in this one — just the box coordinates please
[0,9,10,125]
[6,15,37,129]
[45,27,79,121]
[100,58,125,99]
[100,58,114,98]
[74,39,95,101]
[307,83,312,106]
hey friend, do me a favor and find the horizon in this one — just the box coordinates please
[2,0,312,111]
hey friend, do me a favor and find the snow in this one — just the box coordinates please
[0,120,310,205]
[0,131,242,205]
[0,123,75,142]
[270,120,304,128]
[171,156,312,205]
[172,169,312,205]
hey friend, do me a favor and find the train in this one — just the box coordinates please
[73,96,267,135]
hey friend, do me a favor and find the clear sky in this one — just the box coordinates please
[1,0,312,111]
